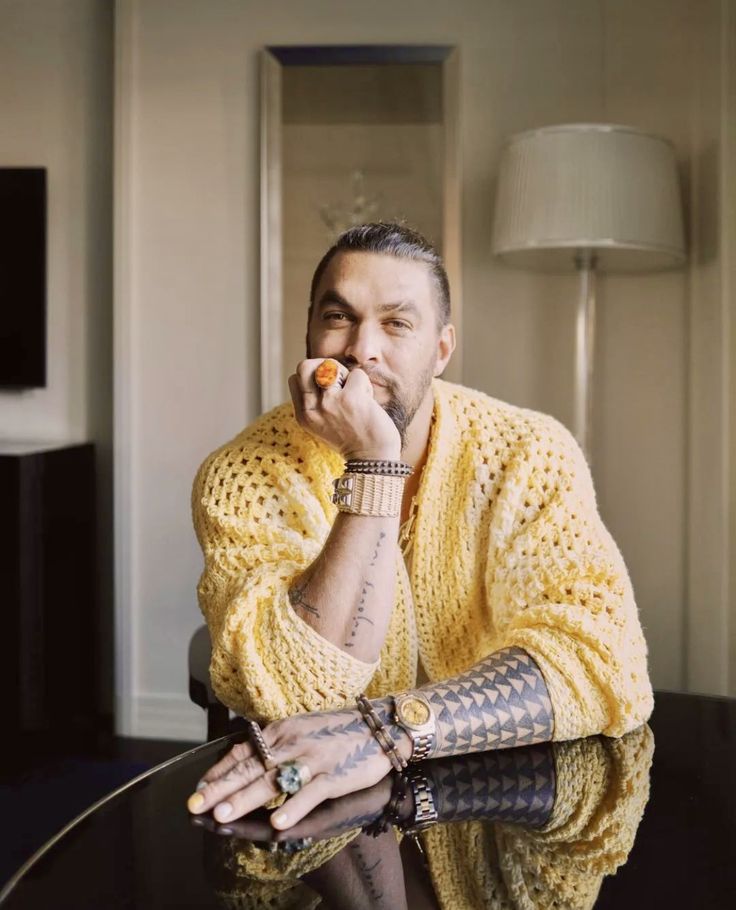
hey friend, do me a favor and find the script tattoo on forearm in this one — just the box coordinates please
[421,646,555,758]
[344,531,385,648]
[347,841,385,904]
[427,743,556,828]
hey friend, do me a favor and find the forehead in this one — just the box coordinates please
[314,251,435,312]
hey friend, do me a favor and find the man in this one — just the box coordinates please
[188,222,653,834]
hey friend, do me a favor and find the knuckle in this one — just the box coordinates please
[265,770,282,796]
[296,361,313,381]
[231,742,250,762]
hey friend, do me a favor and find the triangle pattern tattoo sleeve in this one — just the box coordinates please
[422,646,555,758]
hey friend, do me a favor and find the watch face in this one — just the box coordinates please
[401,697,431,726]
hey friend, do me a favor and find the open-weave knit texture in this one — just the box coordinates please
[422,724,653,910]
[192,377,653,741]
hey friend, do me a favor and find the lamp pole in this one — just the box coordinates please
[574,250,597,463]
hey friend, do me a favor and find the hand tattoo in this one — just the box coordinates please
[328,737,382,779]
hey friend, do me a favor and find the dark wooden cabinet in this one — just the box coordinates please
[0,443,98,736]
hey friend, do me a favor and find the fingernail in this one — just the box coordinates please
[215,802,232,821]
[187,793,205,812]
[196,780,207,791]
[272,811,287,828]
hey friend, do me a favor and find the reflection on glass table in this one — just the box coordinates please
[196,726,652,909]
[2,692,735,909]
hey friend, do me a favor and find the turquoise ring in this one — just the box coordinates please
[276,760,312,795]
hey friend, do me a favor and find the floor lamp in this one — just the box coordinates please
[491,123,686,462]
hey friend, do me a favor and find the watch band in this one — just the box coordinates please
[408,731,435,763]
[402,769,438,836]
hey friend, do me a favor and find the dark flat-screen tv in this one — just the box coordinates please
[0,168,47,388]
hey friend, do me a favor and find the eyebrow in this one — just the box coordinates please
[316,291,422,320]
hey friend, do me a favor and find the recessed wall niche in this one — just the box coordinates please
[260,46,461,410]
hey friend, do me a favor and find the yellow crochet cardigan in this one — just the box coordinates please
[191,378,653,741]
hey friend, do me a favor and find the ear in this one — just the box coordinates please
[433,323,456,376]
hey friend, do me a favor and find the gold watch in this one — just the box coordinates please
[393,692,436,762]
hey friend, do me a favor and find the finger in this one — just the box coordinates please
[215,818,275,841]
[288,374,305,422]
[198,739,256,786]
[342,367,372,395]
[188,753,268,815]
[270,774,334,830]
[296,359,326,393]
[291,365,324,416]
[211,768,283,823]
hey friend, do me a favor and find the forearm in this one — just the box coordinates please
[421,646,554,757]
[421,743,556,828]
[370,646,554,762]
[288,511,400,663]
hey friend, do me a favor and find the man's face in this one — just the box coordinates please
[307,251,453,446]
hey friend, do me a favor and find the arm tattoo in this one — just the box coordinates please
[344,531,384,648]
[426,742,556,828]
[288,580,320,619]
[347,842,384,904]
[421,646,554,758]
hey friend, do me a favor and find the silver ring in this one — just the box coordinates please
[246,719,277,771]
[276,760,312,795]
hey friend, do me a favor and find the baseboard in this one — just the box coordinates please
[116,694,206,742]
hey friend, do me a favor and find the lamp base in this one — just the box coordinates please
[574,251,597,463]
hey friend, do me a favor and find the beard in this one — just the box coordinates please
[344,355,435,450]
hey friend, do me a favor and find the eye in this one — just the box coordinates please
[386,320,411,330]
[322,311,351,322]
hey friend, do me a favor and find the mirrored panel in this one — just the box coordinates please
[261,45,461,410]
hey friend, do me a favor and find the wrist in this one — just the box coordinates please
[344,447,402,461]
[370,697,414,762]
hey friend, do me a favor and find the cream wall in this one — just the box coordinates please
[115,0,733,738]
[0,0,114,710]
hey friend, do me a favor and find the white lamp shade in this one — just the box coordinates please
[492,123,687,272]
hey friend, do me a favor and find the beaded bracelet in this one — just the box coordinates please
[364,771,410,838]
[345,459,414,477]
[356,694,408,772]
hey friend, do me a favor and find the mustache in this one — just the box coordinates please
[334,360,393,389]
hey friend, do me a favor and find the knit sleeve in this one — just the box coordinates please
[191,440,379,723]
[486,415,654,740]
[492,725,653,907]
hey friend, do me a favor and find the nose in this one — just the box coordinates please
[343,321,381,367]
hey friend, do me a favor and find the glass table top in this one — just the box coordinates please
[2,691,734,909]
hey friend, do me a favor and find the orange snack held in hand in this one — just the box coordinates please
[314,359,346,389]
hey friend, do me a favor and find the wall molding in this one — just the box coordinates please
[113,0,138,736]
[724,0,736,697]
[685,0,731,696]
[119,694,206,743]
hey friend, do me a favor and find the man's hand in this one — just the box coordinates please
[189,774,400,844]
[187,707,410,830]
[288,359,401,460]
